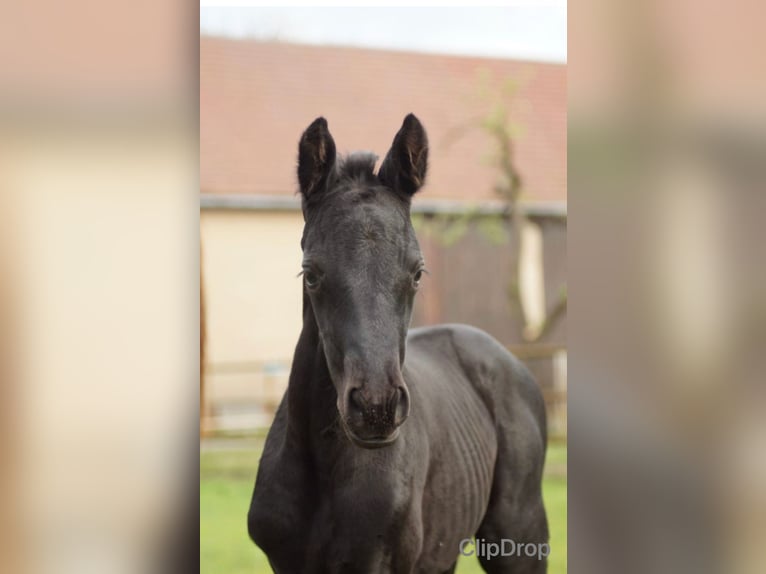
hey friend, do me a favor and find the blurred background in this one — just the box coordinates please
[199,5,567,574]
[569,1,766,573]
[5,1,761,574]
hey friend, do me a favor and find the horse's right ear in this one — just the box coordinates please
[298,117,337,199]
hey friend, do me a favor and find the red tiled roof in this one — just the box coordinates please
[201,37,566,203]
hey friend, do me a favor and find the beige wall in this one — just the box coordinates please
[201,210,305,367]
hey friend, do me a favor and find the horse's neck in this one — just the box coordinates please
[284,292,336,444]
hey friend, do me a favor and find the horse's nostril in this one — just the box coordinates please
[345,385,408,436]
[393,387,410,426]
[388,387,401,412]
[348,388,365,414]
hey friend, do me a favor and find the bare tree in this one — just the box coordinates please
[438,75,567,342]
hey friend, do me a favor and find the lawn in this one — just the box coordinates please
[201,437,566,573]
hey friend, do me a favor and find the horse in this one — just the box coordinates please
[248,114,549,573]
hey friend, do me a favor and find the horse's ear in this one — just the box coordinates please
[298,117,337,198]
[378,113,428,197]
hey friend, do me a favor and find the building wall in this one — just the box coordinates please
[201,210,304,366]
[201,208,565,429]
[412,215,567,347]
[201,210,303,424]
[202,210,566,366]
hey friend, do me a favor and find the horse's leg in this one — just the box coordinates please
[475,420,548,573]
[475,494,548,574]
[475,475,548,573]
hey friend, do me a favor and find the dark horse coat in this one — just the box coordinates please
[248,115,548,573]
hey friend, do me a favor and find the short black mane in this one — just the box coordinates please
[337,151,379,184]
[301,151,382,211]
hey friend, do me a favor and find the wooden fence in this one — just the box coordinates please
[200,344,566,440]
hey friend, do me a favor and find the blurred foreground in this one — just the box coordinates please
[0,2,198,573]
[570,1,766,573]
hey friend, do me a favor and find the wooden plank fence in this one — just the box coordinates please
[200,346,566,439]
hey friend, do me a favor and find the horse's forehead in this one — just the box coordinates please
[310,195,410,245]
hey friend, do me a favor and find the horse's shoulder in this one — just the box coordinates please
[407,323,510,365]
[406,323,539,407]
[407,322,490,342]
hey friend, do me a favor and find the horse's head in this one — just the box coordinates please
[297,114,428,449]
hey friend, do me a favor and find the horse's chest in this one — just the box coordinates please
[307,427,497,573]
[305,476,422,573]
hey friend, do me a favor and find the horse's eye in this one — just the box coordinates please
[304,271,321,289]
[412,270,423,288]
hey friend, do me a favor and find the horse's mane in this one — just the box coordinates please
[337,151,379,184]
[300,151,383,211]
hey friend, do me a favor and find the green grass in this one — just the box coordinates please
[201,440,566,573]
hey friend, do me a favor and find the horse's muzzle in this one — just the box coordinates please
[341,384,410,448]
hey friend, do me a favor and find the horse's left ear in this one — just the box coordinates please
[379,113,428,197]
